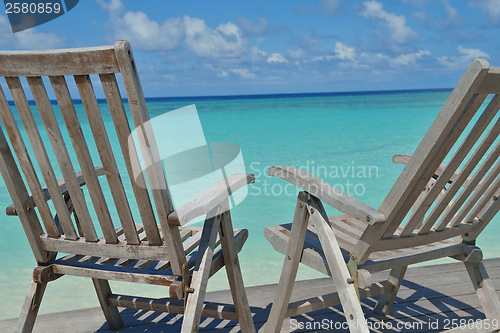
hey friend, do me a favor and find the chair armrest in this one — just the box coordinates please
[269,165,385,225]
[6,166,105,216]
[168,173,255,226]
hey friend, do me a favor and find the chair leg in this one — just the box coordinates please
[309,196,370,333]
[264,196,309,333]
[373,266,407,316]
[16,280,47,333]
[92,278,123,330]
[219,207,256,333]
[464,261,500,322]
[182,209,222,333]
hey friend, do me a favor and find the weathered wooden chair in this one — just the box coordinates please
[0,41,255,333]
[264,59,500,332]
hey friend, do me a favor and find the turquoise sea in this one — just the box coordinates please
[1,89,499,320]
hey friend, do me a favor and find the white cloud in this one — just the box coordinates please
[469,0,500,25]
[312,55,336,61]
[252,47,268,57]
[442,0,459,24]
[97,0,248,58]
[119,13,184,51]
[184,16,247,58]
[98,0,183,51]
[286,48,306,60]
[0,15,64,49]
[231,68,256,78]
[457,45,489,59]
[360,0,418,44]
[389,50,431,67]
[334,42,356,61]
[438,45,490,69]
[96,0,124,13]
[267,53,288,63]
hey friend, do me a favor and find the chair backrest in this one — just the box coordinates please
[0,41,186,275]
[357,59,500,260]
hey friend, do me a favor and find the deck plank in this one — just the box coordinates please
[1,258,500,332]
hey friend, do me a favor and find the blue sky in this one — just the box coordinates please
[1,0,500,97]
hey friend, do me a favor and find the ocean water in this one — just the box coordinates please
[1,89,499,320]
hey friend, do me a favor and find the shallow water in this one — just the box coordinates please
[1,90,498,320]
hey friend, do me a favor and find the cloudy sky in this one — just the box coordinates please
[1,0,499,97]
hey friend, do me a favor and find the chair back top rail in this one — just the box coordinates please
[0,41,185,272]
[354,60,500,263]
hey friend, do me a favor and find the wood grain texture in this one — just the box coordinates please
[99,73,161,246]
[168,173,255,226]
[0,46,119,76]
[269,165,385,224]
[50,75,118,244]
[75,74,140,245]
[114,40,185,275]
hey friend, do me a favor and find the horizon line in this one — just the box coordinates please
[7,87,454,105]
[143,87,454,102]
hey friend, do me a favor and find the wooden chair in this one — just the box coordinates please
[263,59,500,332]
[0,41,255,333]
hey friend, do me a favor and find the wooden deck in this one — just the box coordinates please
[2,258,500,332]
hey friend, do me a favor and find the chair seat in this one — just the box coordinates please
[264,213,463,275]
[48,224,248,286]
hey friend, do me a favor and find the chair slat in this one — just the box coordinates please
[74,74,140,245]
[114,41,186,275]
[0,126,50,262]
[0,81,59,237]
[4,77,78,239]
[0,46,119,77]
[426,98,500,232]
[26,76,98,242]
[465,177,500,241]
[49,75,118,244]
[438,142,500,229]
[402,94,499,237]
[382,92,488,238]
[449,153,500,227]
[99,73,161,245]
[378,61,490,242]
[464,172,500,226]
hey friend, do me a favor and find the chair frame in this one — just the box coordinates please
[264,59,500,332]
[0,41,255,333]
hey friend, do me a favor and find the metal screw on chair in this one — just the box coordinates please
[350,314,354,320]
[26,206,32,211]
[186,287,195,294]
[310,208,314,214]
[347,277,355,284]
[366,216,371,223]
[493,196,498,201]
